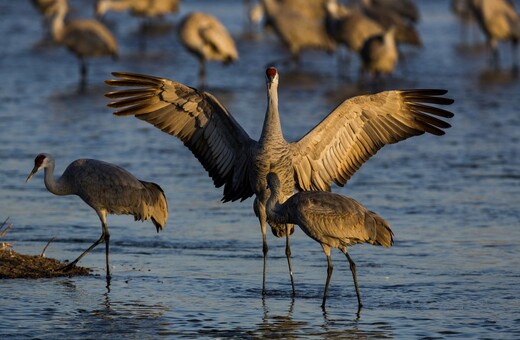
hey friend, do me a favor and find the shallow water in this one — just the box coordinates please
[1,0,519,338]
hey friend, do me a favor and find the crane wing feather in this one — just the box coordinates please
[290,89,454,191]
[105,72,256,202]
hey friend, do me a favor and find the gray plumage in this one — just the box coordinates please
[105,67,453,294]
[361,0,422,47]
[32,0,61,26]
[266,172,392,309]
[32,0,62,41]
[259,0,336,63]
[26,153,168,279]
[96,0,180,18]
[360,26,398,76]
[325,0,384,54]
[470,0,520,65]
[178,12,238,88]
[366,0,420,24]
[452,0,476,25]
[51,0,118,89]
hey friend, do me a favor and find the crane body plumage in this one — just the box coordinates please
[259,0,336,63]
[266,172,392,309]
[470,0,520,65]
[361,0,422,46]
[178,12,238,88]
[96,0,180,18]
[51,0,118,88]
[105,67,453,294]
[26,153,168,279]
[360,27,398,75]
[267,190,392,249]
[325,0,384,54]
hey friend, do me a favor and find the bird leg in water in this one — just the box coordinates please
[62,222,111,278]
[285,224,295,295]
[104,222,111,279]
[78,58,88,93]
[345,250,363,309]
[322,254,333,308]
[199,59,206,89]
[256,202,268,295]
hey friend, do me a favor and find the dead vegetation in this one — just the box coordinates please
[0,218,91,279]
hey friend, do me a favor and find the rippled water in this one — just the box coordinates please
[1,0,519,338]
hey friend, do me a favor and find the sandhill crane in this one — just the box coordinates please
[359,26,398,76]
[96,0,180,48]
[50,0,118,90]
[325,0,384,56]
[96,0,180,19]
[178,12,238,88]
[105,67,454,295]
[95,0,130,16]
[360,0,422,47]
[258,0,336,65]
[470,0,520,67]
[365,0,420,24]
[25,153,168,279]
[96,0,180,29]
[265,172,393,309]
[32,0,61,39]
[452,0,478,43]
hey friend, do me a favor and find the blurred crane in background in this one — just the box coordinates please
[178,12,239,88]
[470,0,520,68]
[49,0,118,91]
[254,0,336,65]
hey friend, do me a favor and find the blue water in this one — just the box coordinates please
[1,0,519,338]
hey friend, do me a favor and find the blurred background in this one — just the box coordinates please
[0,0,519,338]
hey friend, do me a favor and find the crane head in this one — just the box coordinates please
[26,153,51,183]
[265,67,279,88]
[270,223,295,238]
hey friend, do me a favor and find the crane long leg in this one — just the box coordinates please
[345,251,363,309]
[103,222,111,279]
[322,254,333,308]
[285,224,295,295]
[256,200,269,295]
[78,58,87,93]
[199,59,207,89]
[512,41,518,71]
[62,227,107,272]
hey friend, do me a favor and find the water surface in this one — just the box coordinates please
[1,0,519,338]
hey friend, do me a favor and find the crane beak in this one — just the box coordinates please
[26,166,39,183]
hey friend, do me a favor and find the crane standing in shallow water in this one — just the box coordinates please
[26,153,168,279]
[50,0,118,91]
[105,67,453,295]
[266,172,393,310]
[178,12,239,88]
[470,0,520,68]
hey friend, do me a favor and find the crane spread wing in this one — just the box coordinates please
[289,89,454,191]
[105,72,256,202]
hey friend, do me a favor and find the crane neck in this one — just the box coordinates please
[51,2,67,42]
[265,179,287,224]
[43,161,73,196]
[261,0,277,15]
[259,81,284,144]
[266,191,281,224]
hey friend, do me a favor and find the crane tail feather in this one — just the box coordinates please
[366,211,393,247]
[139,181,169,232]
